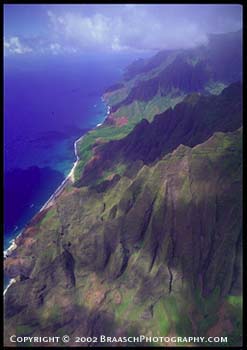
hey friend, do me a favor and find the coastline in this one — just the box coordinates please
[3,278,16,296]
[38,133,84,213]
[38,102,111,213]
[3,136,82,262]
[4,100,111,295]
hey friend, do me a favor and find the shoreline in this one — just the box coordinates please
[4,99,111,295]
[38,102,111,212]
[3,135,83,261]
[38,133,84,213]
[3,278,16,296]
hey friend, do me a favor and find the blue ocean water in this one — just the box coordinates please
[4,52,143,250]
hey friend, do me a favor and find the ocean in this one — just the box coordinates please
[4,52,144,250]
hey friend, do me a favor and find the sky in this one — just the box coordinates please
[4,4,243,56]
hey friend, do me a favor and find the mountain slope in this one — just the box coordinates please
[4,127,242,346]
[80,82,242,185]
[109,30,242,115]
[122,30,242,84]
[4,30,242,347]
[71,31,242,184]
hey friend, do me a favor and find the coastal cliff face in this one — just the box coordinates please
[4,31,242,347]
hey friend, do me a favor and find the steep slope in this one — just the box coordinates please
[123,49,178,81]
[109,30,242,114]
[72,31,242,185]
[123,30,242,84]
[111,56,210,112]
[4,128,242,346]
[4,30,242,347]
[80,82,242,185]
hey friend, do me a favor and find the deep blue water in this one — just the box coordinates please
[4,52,145,250]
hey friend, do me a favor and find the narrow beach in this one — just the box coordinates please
[4,102,111,294]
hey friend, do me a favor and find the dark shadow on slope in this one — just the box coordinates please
[80,82,242,186]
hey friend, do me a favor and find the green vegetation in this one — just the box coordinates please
[105,87,130,106]
[227,295,242,346]
[4,127,242,346]
[114,93,185,123]
[114,290,135,320]
[38,208,60,232]
[153,298,170,335]
[74,124,135,182]
[15,324,35,336]
[227,295,242,307]
[39,208,56,225]
[74,92,185,183]
[194,287,221,334]
[40,304,62,327]
[96,163,127,185]
[4,32,242,347]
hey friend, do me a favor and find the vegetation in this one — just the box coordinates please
[4,30,242,347]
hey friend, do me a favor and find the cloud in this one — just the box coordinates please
[4,36,32,55]
[45,8,211,53]
[4,5,242,55]
[49,42,61,55]
[4,35,78,56]
[48,11,114,50]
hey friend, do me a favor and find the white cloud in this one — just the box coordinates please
[4,5,241,55]
[4,35,79,56]
[45,8,209,53]
[4,36,33,55]
[50,42,61,55]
